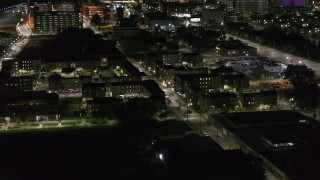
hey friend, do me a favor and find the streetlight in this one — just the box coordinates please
[57,114,61,127]
[159,153,164,161]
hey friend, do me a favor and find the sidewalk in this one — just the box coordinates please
[0,119,114,132]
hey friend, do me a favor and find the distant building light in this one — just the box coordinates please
[299,119,310,123]
[190,18,200,22]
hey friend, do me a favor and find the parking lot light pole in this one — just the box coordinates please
[199,114,201,133]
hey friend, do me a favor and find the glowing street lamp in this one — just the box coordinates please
[159,153,164,160]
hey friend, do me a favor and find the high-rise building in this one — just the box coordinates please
[269,0,281,7]
[234,0,269,14]
[55,3,75,12]
[37,3,54,12]
[34,11,83,34]
[225,0,235,11]
[27,2,83,35]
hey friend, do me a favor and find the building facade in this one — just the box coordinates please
[0,73,33,92]
[82,6,104,18]
[0,91,59,120]
[34,11,83,34]
[82,83,106,98]
[234,0,269,14]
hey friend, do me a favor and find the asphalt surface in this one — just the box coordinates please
[0,9,20,30]
[227,34,320,77]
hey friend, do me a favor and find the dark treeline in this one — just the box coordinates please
[226,22,320,61]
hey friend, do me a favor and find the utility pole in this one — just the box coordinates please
[273,40,275,48]
[289,45,292,54]
[186,103,189,123]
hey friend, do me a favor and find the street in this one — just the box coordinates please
[227,34,320,77]
[83,17,101,34]
[0,9,20,30]
[128,58,233,149]
[228,34,320,119]
[0,6,30,70]
[1,3,319,149]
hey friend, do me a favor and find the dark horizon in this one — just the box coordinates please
[0,0,26,9]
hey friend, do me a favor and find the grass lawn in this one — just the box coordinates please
[0,126,152,180]
[160,120,192,137]
[59,98,81,119]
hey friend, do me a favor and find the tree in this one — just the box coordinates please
[129,14,139,23]
[103,8,111,23]
[91,13,101,25]
[103,14,110,23]
[57,27,96,49]
[115,98,162,146]
[283,64,318,110]
[303,82,319,109]
[283,64,315,88]
[149,41,179,53]
[116,98,158,125]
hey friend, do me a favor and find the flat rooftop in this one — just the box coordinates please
[211,110,320,179]
[218,110,313,128]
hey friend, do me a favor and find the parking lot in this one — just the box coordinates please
[223,56,286,80]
